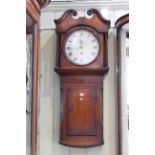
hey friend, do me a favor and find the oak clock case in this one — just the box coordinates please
[54,9,110,147]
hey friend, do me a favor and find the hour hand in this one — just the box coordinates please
[79,40,83,49]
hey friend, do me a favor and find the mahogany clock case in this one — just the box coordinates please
[54,9,110,147]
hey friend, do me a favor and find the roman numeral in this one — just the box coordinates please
[68,52,72,56]
[66,47,71,50]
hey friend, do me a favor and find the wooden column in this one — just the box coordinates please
[26,1,50,155]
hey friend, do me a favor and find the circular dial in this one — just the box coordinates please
[65,30,99,65]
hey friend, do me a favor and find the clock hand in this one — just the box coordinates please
[81,40,83,49]
[80,40,83,49]
[70,47,81,49]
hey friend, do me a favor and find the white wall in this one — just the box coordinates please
[38,2,129,155]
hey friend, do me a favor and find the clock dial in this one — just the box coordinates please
[65,30,99,65]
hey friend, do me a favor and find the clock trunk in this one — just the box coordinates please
[60,76,104,147]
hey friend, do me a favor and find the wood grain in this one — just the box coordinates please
[31,23,39,155]
[54,9,110,147]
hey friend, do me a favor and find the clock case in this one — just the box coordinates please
[54,9,110,147]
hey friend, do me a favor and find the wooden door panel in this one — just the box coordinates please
[66,88,97,136]
[59,76,104,147]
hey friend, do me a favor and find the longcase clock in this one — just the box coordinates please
[54,9,110,147]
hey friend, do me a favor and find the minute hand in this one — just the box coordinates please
[70,47,82,49]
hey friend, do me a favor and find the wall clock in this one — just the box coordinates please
[54,9,110,147]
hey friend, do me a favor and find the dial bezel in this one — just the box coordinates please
[63,27,100,66]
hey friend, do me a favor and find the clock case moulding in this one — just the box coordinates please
[54,9,110,147]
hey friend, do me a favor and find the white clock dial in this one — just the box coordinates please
[65,30,99,65]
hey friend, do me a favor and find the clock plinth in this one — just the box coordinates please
[54,9,110,147]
